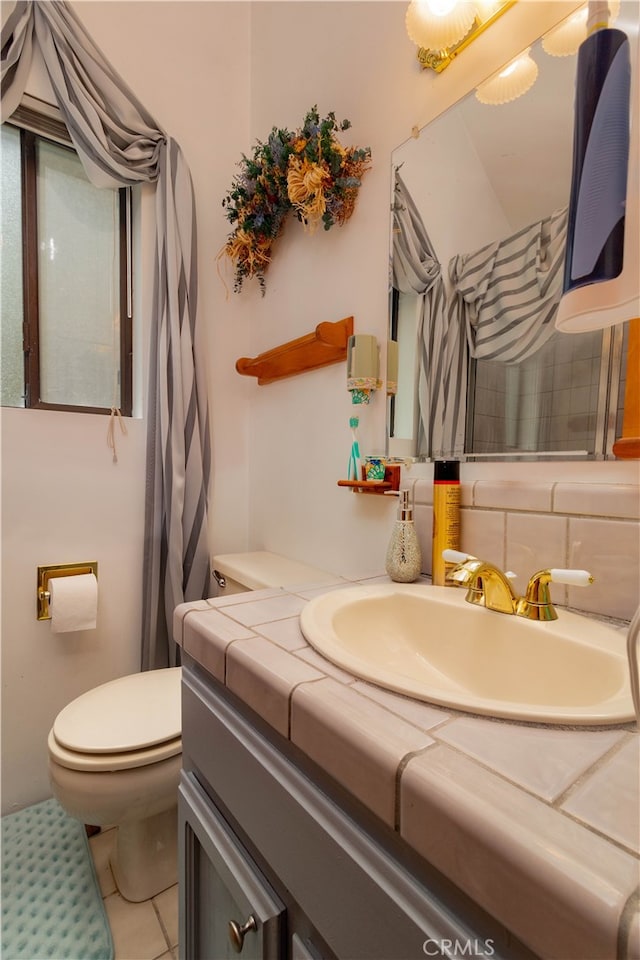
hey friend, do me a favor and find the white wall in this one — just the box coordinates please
[1,0,251,814]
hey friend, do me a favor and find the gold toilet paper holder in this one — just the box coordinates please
[37,562,98,621]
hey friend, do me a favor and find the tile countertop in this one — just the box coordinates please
[173,575,640,960]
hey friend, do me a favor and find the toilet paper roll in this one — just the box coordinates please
[49,573,98,633]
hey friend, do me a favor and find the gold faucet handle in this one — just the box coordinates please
[442,550,478,587]
[517,568,594,621]
[442,549,475,565]
[548,568,594,587]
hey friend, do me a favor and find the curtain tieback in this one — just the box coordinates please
[107,407,128,463]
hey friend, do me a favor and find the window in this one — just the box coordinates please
[388,289,628,461]
[465,324,628,459]
[1,104,132,415]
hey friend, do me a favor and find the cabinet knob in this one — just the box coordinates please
[228,914,257,952]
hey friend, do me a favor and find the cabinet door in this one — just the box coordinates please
[179,772,285,960]
[291,933,326,960]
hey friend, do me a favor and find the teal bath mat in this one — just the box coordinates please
[1,798,114,960]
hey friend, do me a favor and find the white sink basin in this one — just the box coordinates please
[300,583,634,725]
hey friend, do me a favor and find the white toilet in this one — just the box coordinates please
[48,551,335,902]
[48,667,182,902]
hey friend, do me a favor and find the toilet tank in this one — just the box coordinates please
[211,551,337,596]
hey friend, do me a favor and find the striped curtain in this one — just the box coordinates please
[448,206,568,364]
[1,0,211,668]
[392,170,465,458]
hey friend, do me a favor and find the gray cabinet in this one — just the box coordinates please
[180,773,285,958]
[179,658,528,960]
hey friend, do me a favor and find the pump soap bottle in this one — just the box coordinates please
[385,489,422,583]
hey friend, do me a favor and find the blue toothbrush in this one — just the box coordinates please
[348,416,361,481]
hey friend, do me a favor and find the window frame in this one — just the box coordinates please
[464,322,627,461]
[387,289,628,462]
[5,101,132,417]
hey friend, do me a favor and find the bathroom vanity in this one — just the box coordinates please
[179,665,511,960]
[175,580,639,960]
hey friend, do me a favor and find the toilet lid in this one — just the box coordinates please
[48,728,181,771]
[53,667,182,755]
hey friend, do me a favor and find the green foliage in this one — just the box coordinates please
[221,106,372,294]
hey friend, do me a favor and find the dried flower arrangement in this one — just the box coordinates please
[221,106,372,294]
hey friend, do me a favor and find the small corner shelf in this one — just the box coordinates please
[337,463,401,495]
[236,316,354,385]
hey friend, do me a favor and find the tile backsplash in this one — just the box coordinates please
[409,479,639,621]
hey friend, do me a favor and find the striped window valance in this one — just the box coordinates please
[448,206,568,364]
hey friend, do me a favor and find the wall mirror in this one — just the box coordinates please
[388,21,630,462]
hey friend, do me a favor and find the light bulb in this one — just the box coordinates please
[475,48,539,105]
[542,1,619,58]
[406,0,478,50]
[427,0,458,15]
[499,60,518,79]
[542,6,588,57]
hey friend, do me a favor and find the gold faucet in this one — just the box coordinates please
[446,555,518,614]
[442,550,594,620]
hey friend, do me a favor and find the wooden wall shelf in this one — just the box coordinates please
[236,316,353,385]
[337,463,401,495]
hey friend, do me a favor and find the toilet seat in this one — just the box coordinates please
[48,729,182,771]
[49,667,182,772]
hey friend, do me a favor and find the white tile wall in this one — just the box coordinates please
[473,480,553,512]
[554,482,640,519]
[458,508,506,568]
[408,479,639,621]
[506,513,568,605]
[567,518,640,620]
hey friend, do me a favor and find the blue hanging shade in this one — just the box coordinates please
[556,8,639,333]
[563,28,630,290]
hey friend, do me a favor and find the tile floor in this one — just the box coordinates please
[89,828,179,960]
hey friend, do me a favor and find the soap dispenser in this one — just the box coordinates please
[385,489,422,583]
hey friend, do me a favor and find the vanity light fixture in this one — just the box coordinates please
[406,0,477,52]
[408,0,516,73]
[542,6,589,57]
[542,1,619,57]
[475,48,539,105]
